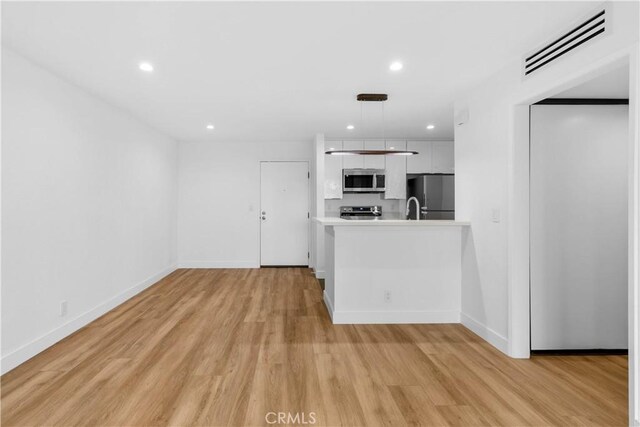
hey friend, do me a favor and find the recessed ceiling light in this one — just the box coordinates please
[346,125,355,130]
[138,62,154,72]
[389,61,403,71]
[206,124,215,130]
[426,124,435,130]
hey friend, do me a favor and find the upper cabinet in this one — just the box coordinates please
[323,139,454,201]
[342,140,387,169]
[384,140,407,200]
[363,140,385,169]
[406,141,431,174]
[325,141,343,199]
[342,140,364,169]
[406,140,454,174]
[430,141,455,173]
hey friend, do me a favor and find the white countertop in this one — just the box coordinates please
[314,217,470,227]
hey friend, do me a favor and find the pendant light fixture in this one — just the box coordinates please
[326,149,418,156]
[326,93,418,156]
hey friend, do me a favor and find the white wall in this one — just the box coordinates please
[177,141,312,267]
[455,70,512,351]
[310,134,325,273]
[455,2,639,359]
[1,49,179,373]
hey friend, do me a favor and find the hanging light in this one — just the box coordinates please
[330,93,418,156]
[326,149,418,156]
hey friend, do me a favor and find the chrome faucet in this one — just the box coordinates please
[406,197,420,220]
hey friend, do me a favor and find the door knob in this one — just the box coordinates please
[261,211,266,215]
[261,215,266,220]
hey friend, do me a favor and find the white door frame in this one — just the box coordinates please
[258,160,310,266]
[508,47,639,424]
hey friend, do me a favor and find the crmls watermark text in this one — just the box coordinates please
[265,411,317,424]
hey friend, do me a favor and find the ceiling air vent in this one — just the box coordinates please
[524,6,608,77]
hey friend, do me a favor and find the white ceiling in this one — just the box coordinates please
[552,65,630,99]
[2,1,598,142]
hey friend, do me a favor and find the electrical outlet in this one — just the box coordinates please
[60,300,68,317]
[384,290,392,303]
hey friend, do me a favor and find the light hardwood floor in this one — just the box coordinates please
[1,268,628,426]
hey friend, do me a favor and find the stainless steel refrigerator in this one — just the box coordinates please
[406,174,455,220]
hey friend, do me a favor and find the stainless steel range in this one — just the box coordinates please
[339,206,382,220]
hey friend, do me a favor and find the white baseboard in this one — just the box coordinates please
[330,309,460,324]
[322,290,334,321]
[322,291,459,324]
[1,264,177,375]
[315,270,325,279]
[177,261,259,269]
[461,313,509,355]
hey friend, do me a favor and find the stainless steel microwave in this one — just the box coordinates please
[343,169,385,193]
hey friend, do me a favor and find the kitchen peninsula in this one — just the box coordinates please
[315,217,469,324]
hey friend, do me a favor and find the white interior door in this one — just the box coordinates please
[260,161,309,266]
[530,104,628,350]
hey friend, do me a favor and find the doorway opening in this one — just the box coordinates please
[509,52,638,423]
[509,61,638,422]
[529,67,630,353]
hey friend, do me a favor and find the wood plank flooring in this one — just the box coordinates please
[1,268,628,426]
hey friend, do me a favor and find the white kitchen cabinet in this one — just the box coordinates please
[431,141,455,173]
[324,141,343,199]
[364,140,385,169]
[407,140,455,173]
[342,140,364,169]
[384,140,407,199]
[406,141,431,173]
